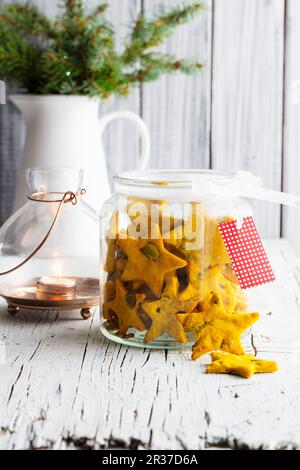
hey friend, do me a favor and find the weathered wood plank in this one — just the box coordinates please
[0,240,299,450]
[211,0,285,238]
[142,0,212,170]
[95,0,142,182]
[282,0,300,255]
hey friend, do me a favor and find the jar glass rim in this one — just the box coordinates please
[114,169,234,188]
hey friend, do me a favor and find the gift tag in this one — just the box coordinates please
[218,216,275,289]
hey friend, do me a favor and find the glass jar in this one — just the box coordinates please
[100,170,253,349]
[0,167,99,318]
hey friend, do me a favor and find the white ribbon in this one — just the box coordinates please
[193,170,300,208]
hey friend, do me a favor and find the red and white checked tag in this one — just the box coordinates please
[218,216,276,290]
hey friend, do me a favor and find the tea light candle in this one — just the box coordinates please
[36,259,76,300]
[36,276,76,300]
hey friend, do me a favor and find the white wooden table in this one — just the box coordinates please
[0,240,300,450]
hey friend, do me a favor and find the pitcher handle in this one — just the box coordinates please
[98,110,150,170]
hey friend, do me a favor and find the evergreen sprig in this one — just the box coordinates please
[0,1,203,99]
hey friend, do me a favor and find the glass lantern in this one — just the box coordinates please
[100,170,255,349]
[0,167,99,318]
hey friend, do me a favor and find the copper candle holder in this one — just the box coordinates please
[0,169,100,320]
[0,277,99,319]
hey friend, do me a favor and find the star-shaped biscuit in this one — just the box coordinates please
[119,224,187,297]
[104,212,119,273]
[178,293,259,360]
[223,265,248,312]
[206,352,278,379]
[178,259,206,301]
[104,279,145,336]
[142,274,199,344]
[167,205,232,270]
[163,202,203,252]
[210,268,237,314]
[127,197,183,239]
[178,263,237,314]
[203,213,232,267]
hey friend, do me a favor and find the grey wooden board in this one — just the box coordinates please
[1,0,300,249]
[211,0,285,239]
[0,239,299,450]
[142,0,212,170]
[91,0,142,183]
[282,0,300,252]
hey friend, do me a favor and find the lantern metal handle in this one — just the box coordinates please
[0,189,85,276]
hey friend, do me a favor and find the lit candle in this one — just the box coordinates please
[36,259,76,300]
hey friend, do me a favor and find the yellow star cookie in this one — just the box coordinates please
[204,213,232,267]
[165,273,200,313]
[102,280,116,319]
[223,265,248,312]
[163,203,203,252]
[178,259,210,302]
[104,279,146,336]
[183,293,259,360]
[119,224,187,297]
[223,264,239,285]
[102,280,119,330]
[104,212,119,273]
[178,263,237,314]
[163,223,185,249]
[142,274,199,344]
[212,270,237,314]
[127,197,183,238]
[178,292,224,330]
[165,205,232,274]
[206,352,278,379]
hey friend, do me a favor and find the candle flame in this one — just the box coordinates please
[52,258,63,280]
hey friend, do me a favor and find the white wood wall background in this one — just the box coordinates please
[0,0,300,249]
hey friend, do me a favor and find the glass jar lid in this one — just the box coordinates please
[114,169,235,200]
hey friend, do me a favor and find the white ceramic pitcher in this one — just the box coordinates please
[10,95,150,211]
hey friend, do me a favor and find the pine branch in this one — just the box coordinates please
[0,1,203,98]
[0,3,54,38]
[123,2,203,64]
[0,24,41,91]
[64,0,85,22]
[86,2,108,22]
[124,52,202,85]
